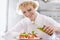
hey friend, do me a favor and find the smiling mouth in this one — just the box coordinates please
[29,14,33,18]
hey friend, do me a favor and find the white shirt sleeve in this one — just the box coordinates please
[4,20,26,40]
[43,15,60,27]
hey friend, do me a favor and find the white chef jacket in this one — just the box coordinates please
[5,12,60,40]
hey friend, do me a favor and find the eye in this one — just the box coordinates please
[28,8,32,12]
[23,11,26,14]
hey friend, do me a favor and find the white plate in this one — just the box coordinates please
[17,38,40,40]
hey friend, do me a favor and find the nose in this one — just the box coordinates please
[26,11,30,14]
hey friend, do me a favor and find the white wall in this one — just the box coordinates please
[0,0,7,39]
[8,0,24,31]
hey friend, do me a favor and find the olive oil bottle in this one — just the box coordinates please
[37,27,53,36]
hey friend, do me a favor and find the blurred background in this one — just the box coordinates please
[0,0,60,40]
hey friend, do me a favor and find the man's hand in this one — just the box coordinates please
[43,25,55,35]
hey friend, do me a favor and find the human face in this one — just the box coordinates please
[20,5,35,18]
